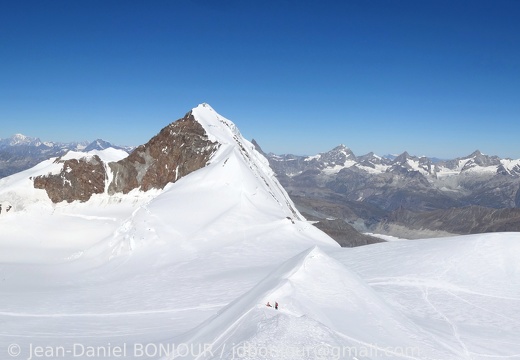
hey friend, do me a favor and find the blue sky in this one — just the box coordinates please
[1,0,519,158]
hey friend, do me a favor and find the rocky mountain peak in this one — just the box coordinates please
[356,152,385,168]
[333,144,349,151]
[84,139,114,152]
[469,150,483,157]
[330,144,353,155]
[251,139,266,156]
[33,110,221,203]
[392,151,411,164]
[34,155,106,203]
[320,144,356,166]
[108,110,220,194]
[461,149,501,169]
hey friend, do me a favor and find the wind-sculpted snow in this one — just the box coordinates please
[170,247,454,359]
[0,105,518,360]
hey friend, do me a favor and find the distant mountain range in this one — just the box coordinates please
[4,105,511,359]
[256,142,520,238]
[0,134,134,178]
[3,130,520,239]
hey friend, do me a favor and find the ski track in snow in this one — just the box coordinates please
[0,304,226,318]
[1,105,519,360]
[422,287,472,359]
[61,213,117,221]
[367,277,520,301]
[444,290,520,326]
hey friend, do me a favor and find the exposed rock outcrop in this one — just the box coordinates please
[34,155,106,203]
[382,206,520,235]
[304,213,384,247]
[108,111,219,194]
[0,201,13,215]
[32,111,220,203]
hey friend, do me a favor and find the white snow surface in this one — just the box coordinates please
[1,105,519,359]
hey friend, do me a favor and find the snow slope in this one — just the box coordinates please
[170,247,455,359]
[1,105,519,360]
[332,233,520,359]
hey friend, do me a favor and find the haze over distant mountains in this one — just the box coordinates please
[257,143,520,238]
[0,134,134,178]
[3,129,520,240]
[1,104,519,359]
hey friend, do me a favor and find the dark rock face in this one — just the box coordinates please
[33,111,219,203]
[0,202,13,214]
[384,206,520,234]
[34,155,107,203]
[108,111,219,194]
[305,213,384,247]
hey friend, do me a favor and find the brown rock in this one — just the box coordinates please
[33,111,220,203]
[34,155,106,203]
[108,111,219,194]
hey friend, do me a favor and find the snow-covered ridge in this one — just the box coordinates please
[0,104,316,252]
[192,103,303,220]
[273,145,520,178]
[0,133,43,147]
[169,245,470,359]
[0,104,300,218]
[60,148,129,163]
[0,133,88,149]
[192,103,242,145]
[1,105,519,359]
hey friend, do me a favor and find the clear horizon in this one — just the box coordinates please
[1,0,519,159]
[0,128,508,161]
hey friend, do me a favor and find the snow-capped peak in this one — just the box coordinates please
[0,133,39,146]
[12,133,28,141]
[191,103,304,220]
[191,103,242,145]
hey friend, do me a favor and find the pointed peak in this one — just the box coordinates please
[328,144,350,152]
[393,151,410,163]
[251,139,266,156]
[84,139,114,152]
[196,102,216,112]
[469,150,483,157]
[326,144,354,156]
[191,104,241,144]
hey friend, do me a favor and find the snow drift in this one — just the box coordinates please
[0,104,519,360]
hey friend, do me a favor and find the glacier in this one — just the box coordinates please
[0,104,519,359]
